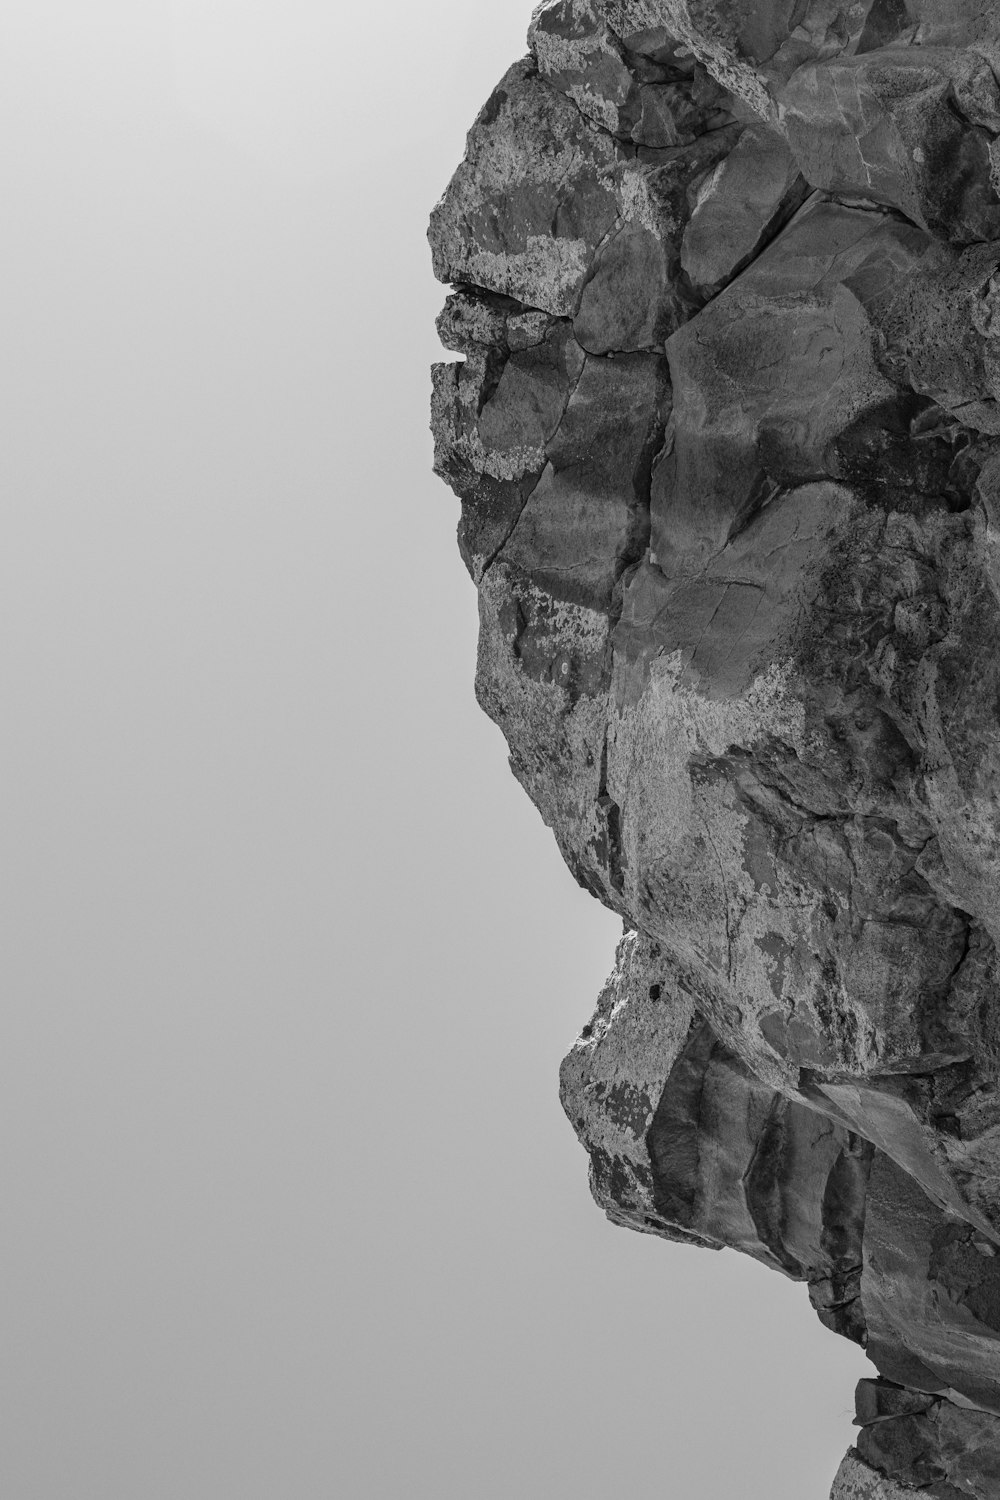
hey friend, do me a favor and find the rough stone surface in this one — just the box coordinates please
[831,1451,916,1499]
[431,2,1000,1494]
[680,120,807,296]
[781,48,1000,243]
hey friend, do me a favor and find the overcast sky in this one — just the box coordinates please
[0,4,869,1496]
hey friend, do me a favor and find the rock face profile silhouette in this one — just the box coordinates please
[430,4,1000,1494]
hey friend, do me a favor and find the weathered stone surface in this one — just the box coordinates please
[563,931,873,1333]
[429,58,622,316]
[530,0,734,147]
[680,120,807,295]
[571,126,738,352]
[430,4,1000,1495]
[780,48,1000,243]
[853,1381,1000,1495]
[655,198,913,572]
[831,1450,916,1499]
[559,928,705,1238]
[428,54,737,347]
[602,1,880,115]
[431,310,586,577]
[502,349,667,609]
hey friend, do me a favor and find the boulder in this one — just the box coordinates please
[429,56,737,347]
[780,48,1000,243]
[530,0,734,146]
[680,120,807,295]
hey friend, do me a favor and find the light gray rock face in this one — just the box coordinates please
[430,2,1000,1494]
[831,1451,916,1499]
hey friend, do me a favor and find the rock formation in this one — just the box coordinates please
[429,4,1000,1494]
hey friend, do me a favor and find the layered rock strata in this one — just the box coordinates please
[430,3,1000,1494]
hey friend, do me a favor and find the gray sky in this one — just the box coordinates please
[0,4,869,1496]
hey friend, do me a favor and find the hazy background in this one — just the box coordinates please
[0,3,869,1496]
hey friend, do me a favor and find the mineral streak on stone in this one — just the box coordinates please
[430,2,1000,1495]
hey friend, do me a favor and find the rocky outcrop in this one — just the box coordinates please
[430,3,1000,1494]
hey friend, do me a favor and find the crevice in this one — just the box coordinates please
[690,174,814,311]
[474,470,545,584]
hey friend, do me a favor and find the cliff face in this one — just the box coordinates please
[429,4,1000,1494]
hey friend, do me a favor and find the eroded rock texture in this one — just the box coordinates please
[430,3,1000,1494]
